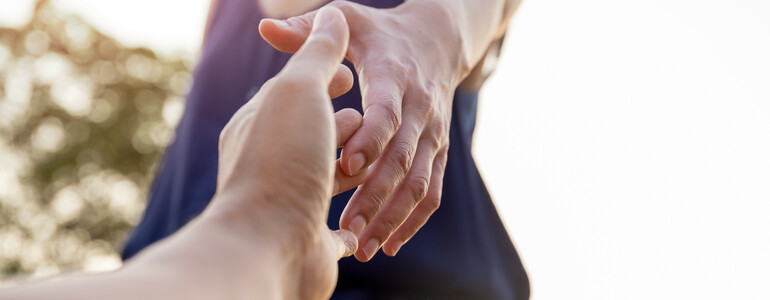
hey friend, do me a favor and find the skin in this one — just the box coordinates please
[258,0,521,261]
[1,0,523,296]
[0,8,359,300]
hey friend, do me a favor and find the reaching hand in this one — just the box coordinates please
[259,0,470,261]
[213,7,364,299]
[0,8,372,300]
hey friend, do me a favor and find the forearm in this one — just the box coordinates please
[120,211,292,300]
[0,209,291,300]
[405,0,519,76]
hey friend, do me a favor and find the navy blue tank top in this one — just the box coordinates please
[122,0,529,298]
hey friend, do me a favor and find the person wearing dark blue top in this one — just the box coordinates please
[123,0,529,298]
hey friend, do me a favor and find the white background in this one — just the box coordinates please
[2,0,769,299]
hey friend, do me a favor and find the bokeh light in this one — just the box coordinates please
[0,0,190,279]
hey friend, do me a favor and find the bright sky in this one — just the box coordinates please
[2,0,769,299]
[0,0,210,57]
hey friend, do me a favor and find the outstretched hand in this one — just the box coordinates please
[0,8,370,300]
[213,6,364,299]
[259,0,469,261]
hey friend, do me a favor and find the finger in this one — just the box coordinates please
[333,108,365,195]
[335,108,362,147]
[339,74,406,176]
[357,139,438,259]
[259,11,317,53]
[329,64,354,99]
[258,1,358,54]
[382,148,448,256]
[259,2,365,64]
[333,159,368,196]
[338,118,421,248]
[279,6,349,87]
[331,229,358,259]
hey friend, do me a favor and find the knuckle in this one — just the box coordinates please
[381,218,401,236]
[364,56,408,86]
[407,175,430,203]
[382,102,403,131]
[363,187,388,212]
[389,141,415,174]
[425,135,443,151]
[429,121,450,144]
[402,57,419,73]
[411,89,434,120]
[368,127,390,156]
[363,124,398,158]
[421,126,447,152]
[379,56,409,83]
[368,101,402,138]
[425,195,441,212]
[415,88,432,105]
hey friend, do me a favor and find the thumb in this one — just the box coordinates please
[259,10,318,54]
[280,6,349,87]
[331,229,358,259]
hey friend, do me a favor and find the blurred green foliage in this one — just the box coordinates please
[0,1,191,277]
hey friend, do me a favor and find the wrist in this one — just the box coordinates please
[402,0,507,79]
[122,211,297,300]
[200,208,303,298]
[205,191,306,257]
[399,0,473,84]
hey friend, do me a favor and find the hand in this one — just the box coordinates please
[259,0,471,261]
[0,8,365,300]
[213,7,364,299]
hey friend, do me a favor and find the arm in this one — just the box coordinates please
[450,0,521,64]
[259,0,522,261]
[0,8,359,300]
[0,215,294,300]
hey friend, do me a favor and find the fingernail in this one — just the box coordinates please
[347,153,366,175]
[363,238,379,260]
[349,215,366,237]
[391,243,403,256]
